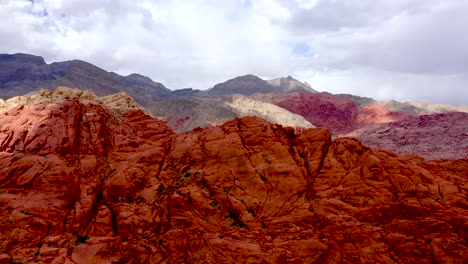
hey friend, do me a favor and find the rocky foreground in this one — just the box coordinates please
[0,90,468,263]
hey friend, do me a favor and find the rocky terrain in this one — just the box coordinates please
[345,112,468,160]
[0,89,468,263]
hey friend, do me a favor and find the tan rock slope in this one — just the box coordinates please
[224,94,314,129]
[1,90,467,263]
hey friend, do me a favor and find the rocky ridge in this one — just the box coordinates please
[0,90,467,263]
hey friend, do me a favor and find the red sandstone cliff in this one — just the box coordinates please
[0,92,467,263]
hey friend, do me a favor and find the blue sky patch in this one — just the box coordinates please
[292,42,312,56]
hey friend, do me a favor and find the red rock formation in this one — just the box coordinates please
[277,93,359,134]
[1,97,468,263]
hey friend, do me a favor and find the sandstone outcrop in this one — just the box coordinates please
[1,92,467,263]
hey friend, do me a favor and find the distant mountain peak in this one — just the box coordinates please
[233,74,263,81]
[126,73,152,81]
[267,76,317,93]
[206,74,316,97]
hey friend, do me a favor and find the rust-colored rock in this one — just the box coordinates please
[1,93,467,263]
[276,92,359,134]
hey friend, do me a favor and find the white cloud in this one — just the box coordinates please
[0,0,467,104]
[303,68,468,105]
[295,0,319,9]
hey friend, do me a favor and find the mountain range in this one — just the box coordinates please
[0,53,467,263]
[1,53,466,160]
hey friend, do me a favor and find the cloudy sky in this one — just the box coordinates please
[1,0,468,105]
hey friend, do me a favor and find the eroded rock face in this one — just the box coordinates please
[1,96,467,263]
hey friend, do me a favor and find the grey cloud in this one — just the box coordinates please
[282,0,431,33]
[346,3,468,75]
[281,0,468,76]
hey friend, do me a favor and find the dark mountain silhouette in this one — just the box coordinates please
[0,53,171,109]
